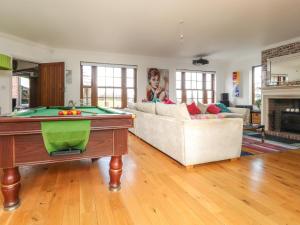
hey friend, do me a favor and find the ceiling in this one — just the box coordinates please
[0,0,300,58]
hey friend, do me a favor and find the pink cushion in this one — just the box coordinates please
[187,102,201,115]
[207,104,221,114]
[163,99,175,104]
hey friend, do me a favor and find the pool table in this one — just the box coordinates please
[0,106,134,211]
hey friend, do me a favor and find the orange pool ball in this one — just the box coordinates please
[63,110,68,115]
[76,110,81,115]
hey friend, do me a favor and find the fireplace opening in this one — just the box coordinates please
[268,98,300,133]
[281,112,300,133]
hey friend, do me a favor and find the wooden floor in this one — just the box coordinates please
[1,133,300,225]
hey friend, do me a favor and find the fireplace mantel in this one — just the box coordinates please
[261,86,300,131]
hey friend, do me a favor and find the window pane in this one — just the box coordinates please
[177,98,182,103]
[192,73,197,81]
[106,67,113,77]
[206,82,212,90]
[98,98,105,107]
[254,66,262,102]
[83,87,91,98]
[114,77,121,87]
[176,72,181,81]
[206,74,212,82]
[128,98,134,103]
[197,81,202,89]
[176,81,181,89]
[186,98,193,104]
[191,81,197,89]
[127,77,134,88]
[97,67,105,86]
[207,99,212,104]
[198,90,203,98]
[106,97,113,107]
[193,90,198,99]
[114,88,122,98]
[82,66,92,86]
[207,91,212,98]
[127,68,134,78]
[185,80,191,89]
[127,89,134,98]
[176,90,182,99]
[185,72,191,80]
[106,77,113,86]
[197,73,203,81]
[186,90,192,98]
[106,88,113,97]
[82,98,91,106]
[114,68,121,77]
[114,98,122,108]
[98,88,105,97]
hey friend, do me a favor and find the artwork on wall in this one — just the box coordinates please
[146,68,169,102]
[233,71,241,97]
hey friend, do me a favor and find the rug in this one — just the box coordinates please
[242,135,300,155]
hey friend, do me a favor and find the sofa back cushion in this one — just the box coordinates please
[156,103,191,120]
[197,103,208,114]
[136,102,156,114]
[187,102,201,115]
[207,104,221,114]
[216,103,231,113]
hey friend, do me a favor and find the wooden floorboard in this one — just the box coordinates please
[0,133,300,225]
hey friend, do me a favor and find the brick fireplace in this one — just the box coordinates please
[261,86,300,140]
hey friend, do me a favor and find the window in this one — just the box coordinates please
[176,70,216,104]
[81,63,137,108]
[81,66,92,106]
[252,65,262,104]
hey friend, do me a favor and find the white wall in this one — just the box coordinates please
[0,33,228,113]
[224,53,261,105]
[0,33,53,114]
[51,48,228,105]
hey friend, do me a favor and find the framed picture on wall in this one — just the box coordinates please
[146,68,169,102]
[233,71,241,97]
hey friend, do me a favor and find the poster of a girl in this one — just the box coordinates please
[146,68,168,102]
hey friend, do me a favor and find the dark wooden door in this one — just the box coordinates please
[38,62,65,106]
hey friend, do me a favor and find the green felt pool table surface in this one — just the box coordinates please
[12,106,123,117]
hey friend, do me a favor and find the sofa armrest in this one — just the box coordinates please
[228,107,250,125]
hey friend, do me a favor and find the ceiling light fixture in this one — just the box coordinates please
[179,20,184,42]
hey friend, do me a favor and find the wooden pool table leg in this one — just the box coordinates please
[109,156,122,192]
[1,167,21,211]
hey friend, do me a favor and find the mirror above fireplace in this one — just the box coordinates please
[267,52,300,86]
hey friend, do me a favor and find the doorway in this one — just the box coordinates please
[12,59,65,110]
[12,59,39,110]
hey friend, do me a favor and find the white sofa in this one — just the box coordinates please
[125,102,243,166]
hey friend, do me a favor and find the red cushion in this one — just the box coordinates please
[207,104,221,114]
[163,99,175,104]
[187,102,201,115]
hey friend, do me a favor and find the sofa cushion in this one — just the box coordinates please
[156,103,191,120]
[216,103,231,113]
[197,103,208,114]
[136,102,156,114]
[207,104,221,114]
[187,102,201,115]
